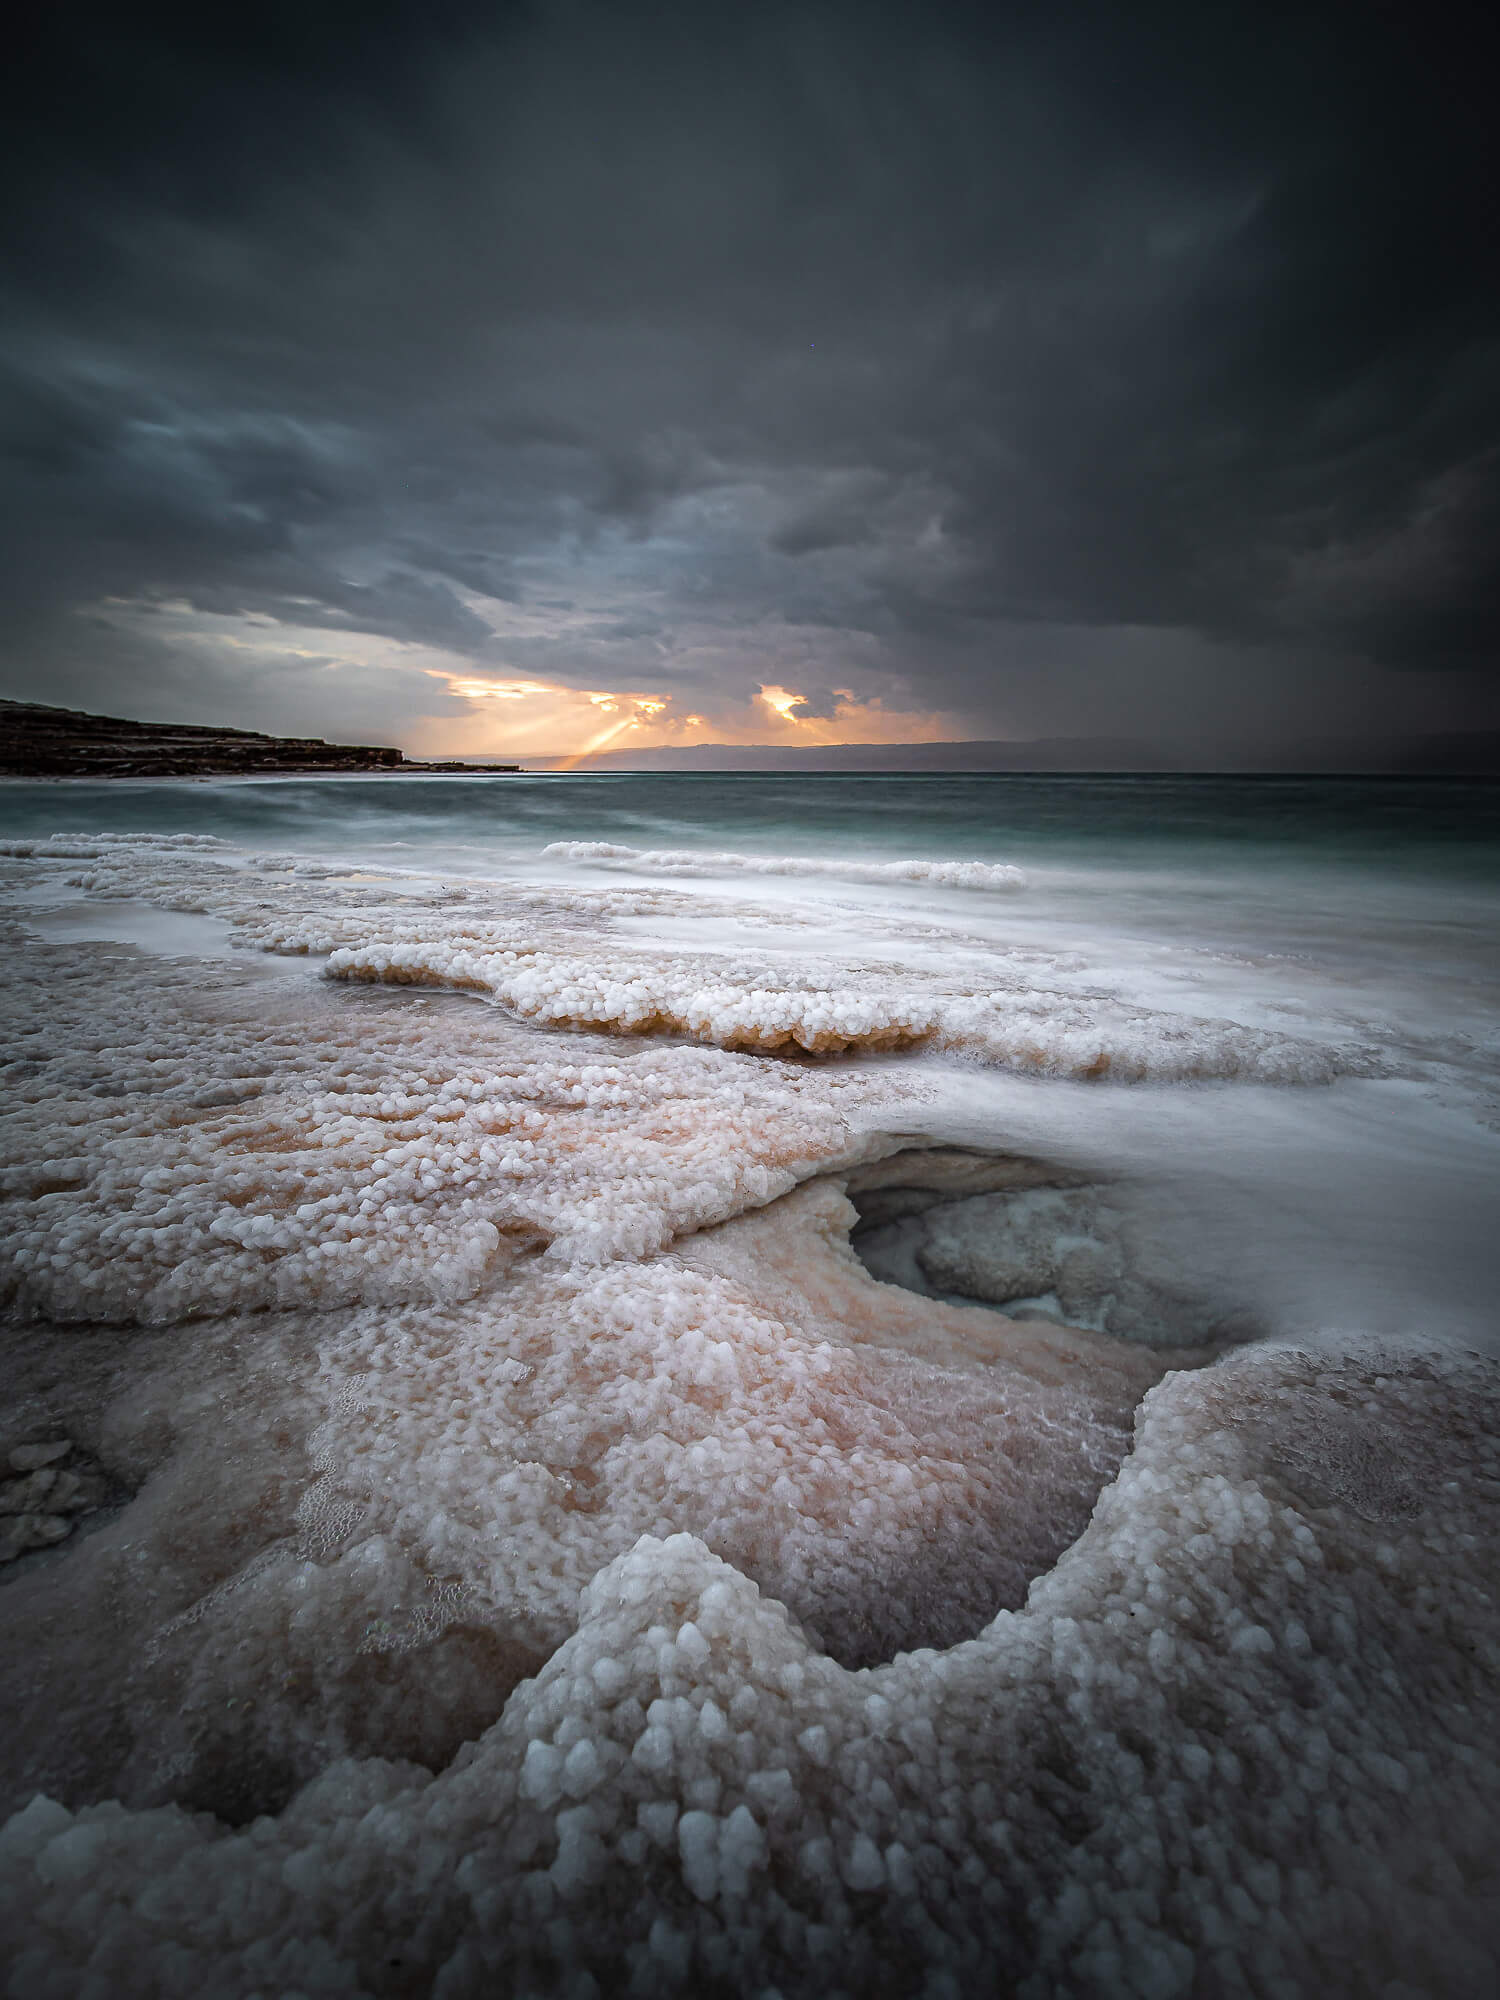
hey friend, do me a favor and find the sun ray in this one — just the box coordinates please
[549,713,639,769]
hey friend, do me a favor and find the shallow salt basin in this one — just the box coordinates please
[15,892,317,974]
[0,824,1497,1997]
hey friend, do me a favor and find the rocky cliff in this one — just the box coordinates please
[0,700,516,776]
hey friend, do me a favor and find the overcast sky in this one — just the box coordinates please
[3,0,1497,757]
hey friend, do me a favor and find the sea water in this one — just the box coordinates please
[0,773,1496,1995]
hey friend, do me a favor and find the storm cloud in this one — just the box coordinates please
[2,0,1496,750]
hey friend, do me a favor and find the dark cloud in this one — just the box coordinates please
[2,0,1496,743]
[778,687,850,723]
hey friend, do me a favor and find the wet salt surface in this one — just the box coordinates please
[16,893,315,973]
[0,811,1497,1997]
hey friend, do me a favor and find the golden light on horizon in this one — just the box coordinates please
[409,666,965,761]
[415,669,696,760]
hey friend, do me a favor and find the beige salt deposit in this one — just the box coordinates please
[0,831,1495,1998]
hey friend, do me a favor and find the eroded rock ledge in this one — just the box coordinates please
[0,699,519,777]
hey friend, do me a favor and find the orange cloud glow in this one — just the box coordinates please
[750,683,951,748]
[410,671,717,760]
[410,668,966,761]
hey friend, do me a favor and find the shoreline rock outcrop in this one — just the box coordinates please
[0,700,519,777]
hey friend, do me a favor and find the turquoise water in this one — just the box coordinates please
[6,772,1497,997]
[3,770,1498,876]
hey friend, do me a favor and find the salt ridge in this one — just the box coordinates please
[326,936,1348,1081]
[1,832,1356,1081]
[3,1337,1495,1997]
[543,840,1028,891]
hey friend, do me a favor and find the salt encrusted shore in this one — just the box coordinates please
[0,830,1495,1998]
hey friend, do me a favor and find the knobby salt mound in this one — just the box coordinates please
[0,835,1496,1998]
[4,1350,1496,1999]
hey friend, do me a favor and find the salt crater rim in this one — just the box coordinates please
[0,816,1495,1998]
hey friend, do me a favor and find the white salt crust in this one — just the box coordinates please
[0,936,877,1326]
[1,1341,1496,1999]
[0,1173,1176,1824]
[541,842,1029,892]
[324,939,1348,1082]
[1,834,1495,1997]
[1,832,1361,1083]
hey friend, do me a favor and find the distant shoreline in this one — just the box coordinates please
[0,698,522,779]
[6,695,1498,778]
[518,731,1500,776]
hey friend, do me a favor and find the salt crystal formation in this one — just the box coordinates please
[1,830,1359,1080]
[3,1347,1495,1998]
[0,834,1495,1997]
[324,937,1353,1081]
[541,841,1029,891]
[0,940,869,1327]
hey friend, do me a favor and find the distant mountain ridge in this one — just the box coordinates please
[0,700,517,777]
[529,732,1500,774]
